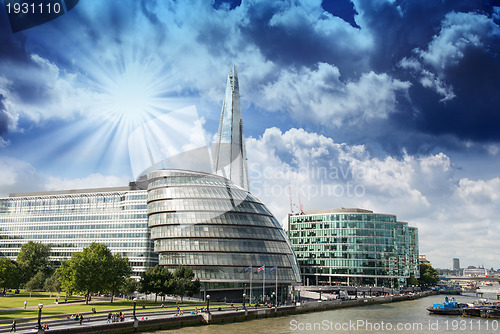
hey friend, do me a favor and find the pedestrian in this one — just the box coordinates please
[10,319,16,332]
[107,312,111,323]
[79,314,83,325]
[23,300,27,309]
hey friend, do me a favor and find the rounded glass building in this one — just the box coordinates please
[147,169,301,301]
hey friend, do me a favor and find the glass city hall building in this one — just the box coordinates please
[288,208,419,288]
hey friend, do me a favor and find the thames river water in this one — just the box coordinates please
[145,287,500,334]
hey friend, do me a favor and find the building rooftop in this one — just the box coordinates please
[290,208,375,216]
[8,182,141,198]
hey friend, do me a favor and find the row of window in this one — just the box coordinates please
[291,238,397,247]
[290,221,400,230]
[151,224,284,241]
[294,244,396,253]
[161,265,297,281]
[0,223,148,232]
[0,232,150,240]
[154,238,291,254]
[289,228,397,238]
[159,252,294,267]
[148,186,257,203]
[147,199,271,216]
[300,266,400,276]
[290,213,397,224]
[148,174,238,190]
[148,211,279,228]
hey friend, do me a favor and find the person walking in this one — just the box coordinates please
[107,312,111,323]
[79,314,83,325]
[10,319,16,332]
[23,300,27,309]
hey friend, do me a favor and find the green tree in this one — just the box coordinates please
[407,275,419,286]
[107,254,132,303]
[57,243,130,304]
[16,241,52,284]
[25,271,46,297]
[171,266,200,303]
[44,272,62,298]
[139,265,172,303]
[121,278,138,299]
[419,264,439,286]
[0,258,20,293]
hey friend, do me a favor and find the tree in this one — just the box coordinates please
[44,272,62,298]
[407,275,419,286]
[16,241,51,284]
[106,254,132,303]
[419,264,439,286]
[57,243,130,304]
[25,271,46,298]
[121,278,138,299]
[139,265,172,303]
[171,266,200,303]
[0,258,20,293]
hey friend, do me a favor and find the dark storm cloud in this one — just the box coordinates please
[352,0,500,150]
[236,1,370,79]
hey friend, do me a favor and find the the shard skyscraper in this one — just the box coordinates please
[213,65,250,190]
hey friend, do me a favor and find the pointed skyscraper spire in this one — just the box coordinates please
[213,65,249,190]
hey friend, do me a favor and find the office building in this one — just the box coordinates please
[0,184,157,278]
[288,208,419,287]
[453,258,460,271]
[213,65,249,191]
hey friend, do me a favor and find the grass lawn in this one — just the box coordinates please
[0,293,211,321]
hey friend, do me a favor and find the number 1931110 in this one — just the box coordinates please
[6,2,61,14]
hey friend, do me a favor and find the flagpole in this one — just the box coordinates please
[250,266,252,305]
[263,267,265,303]
[275,266,278,308]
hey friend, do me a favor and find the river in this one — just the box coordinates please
[144,287,500,334]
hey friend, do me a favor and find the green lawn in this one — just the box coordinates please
[0,292,209,321]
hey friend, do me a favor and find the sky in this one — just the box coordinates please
[0,0,499,269]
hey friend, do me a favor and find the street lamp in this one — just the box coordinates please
[133,298,137,320]
[206,295,210,314]
[243,293,246,311]
[319,287,322,301]
[37,302,43,330]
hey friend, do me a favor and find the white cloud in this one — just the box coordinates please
[400,11,499,102]
[247,127,500,268]
[258,63,410,127]
[0,156,45,197]
[46,173,131,191]
[417,12,498,71]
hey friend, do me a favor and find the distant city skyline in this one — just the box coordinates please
[0,1,499,268]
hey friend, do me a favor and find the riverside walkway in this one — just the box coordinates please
[0,291,435,334]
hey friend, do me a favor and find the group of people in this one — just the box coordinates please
[66,313,84,324]
[107,311,125,323]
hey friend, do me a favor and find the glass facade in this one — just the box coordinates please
[0,186,157,279]
[148,169,301,290]
[288,208,419,288]
[212,65,249,190]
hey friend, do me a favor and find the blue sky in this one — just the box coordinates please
[1,0,500,269]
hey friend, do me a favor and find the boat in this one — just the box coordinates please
[482,309,500,318]
[426,298,468,315]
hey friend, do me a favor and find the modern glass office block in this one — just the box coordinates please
[288,208,419,287]
[0,185,157,278]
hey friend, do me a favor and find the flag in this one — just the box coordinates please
[270,266,277,272]
[257,265,265,272]
[244,266,252,273]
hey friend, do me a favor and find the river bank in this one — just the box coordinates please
[1,290,436,334]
